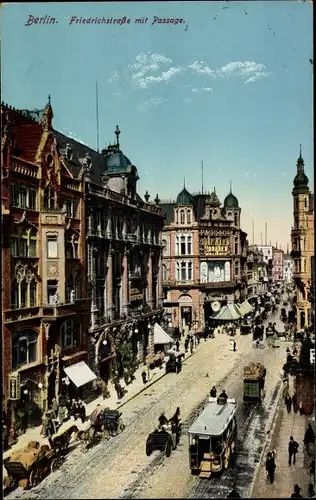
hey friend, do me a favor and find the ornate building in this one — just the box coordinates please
[161,185,248,331]
[83,126,165,382]
[1,100,90,439]
[246,246,268,299]
[291,147,314,330]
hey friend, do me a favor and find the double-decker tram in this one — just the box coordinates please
[188,396,237,479]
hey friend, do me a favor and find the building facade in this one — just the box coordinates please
[291,148,314,330]
[256,245,273,284]
[161,186,248,332]
[83,127,165,382]
[284,251,293,283]
[1,101,90,439]
[246,246,268,298]
[272,247,284,283]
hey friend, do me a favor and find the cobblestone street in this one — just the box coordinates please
[6,323,287,500]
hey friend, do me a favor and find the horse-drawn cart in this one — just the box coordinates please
[102,409,125,436]
[4,444,64,490]
[146,429,174,457]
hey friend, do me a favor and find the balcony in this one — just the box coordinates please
[4,306,41,323]
[42,298,91,319]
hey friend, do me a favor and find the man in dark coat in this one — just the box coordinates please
[265,452,276,484]
[289,436,299,465]
[291,484,302,498]
[286,396,292,413]
[304,424,315,454]
[210,386,217,398]
[158,412,169,428]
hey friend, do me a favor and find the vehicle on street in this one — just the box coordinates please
[146,417,181,457]
[188,396,237,478]
[243,362,266,401]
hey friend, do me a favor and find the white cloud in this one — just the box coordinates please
[189,61,216,78]
[191,87,213,94]
[108,53,269,92]
[217,61,269,83]
[135,97,169,112]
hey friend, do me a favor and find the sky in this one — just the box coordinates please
[2,1,313,249]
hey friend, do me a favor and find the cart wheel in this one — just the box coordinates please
[146,439,152,456]
[118,418,125,433]
[30,468,42,487]
[165,439,172,457]
[51,457,62,472]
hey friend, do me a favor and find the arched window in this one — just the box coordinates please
[11,279,19,309]
[61,319,77,349]
[187,210,191,224]
[30,279,37,307]
[12,329,38,370]
[180,210,185,225]
[66,234,79,259]
[66,275,74,303]
[20,280,27,308]
[175,210,179,225]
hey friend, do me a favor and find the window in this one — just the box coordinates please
[12,329,38,370]
[65,234,79,259]
[20,280,27,308]
[176,234,193,256]
[47,235,58,258]
[65,199,78,218]
[234,237,239,255]
[163,264,167,281]
[47,280,58,305]
[187,210,191,224]
[43,185,55,210]
[234,213,238,226]
[66,275,74,303]
[176,261,193,282]
[234,261,239,277]
[304,198,307,208]
[61,319,76,349]
[11,186,36,210]
[175,210,179,225]
[30,280,37,307]
[11,228,37,258]
[180,210,185,225]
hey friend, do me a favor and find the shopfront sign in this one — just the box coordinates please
[8,373,21,400]
[310,349,315,365]
[130,286,143,302]
[199,229,231,257]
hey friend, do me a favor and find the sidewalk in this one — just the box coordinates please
[3,333,197,467]
[251,404,313,498]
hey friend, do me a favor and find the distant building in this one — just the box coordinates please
[161,185,248,332]
[272,247,284,283]
[247,246,268,298]
[256,245,273,284]
[284,252,293,283]
[291,147,314,330]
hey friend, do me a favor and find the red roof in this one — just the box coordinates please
[2,105,43,163]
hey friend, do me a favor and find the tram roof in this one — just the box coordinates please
[188,400,237,437]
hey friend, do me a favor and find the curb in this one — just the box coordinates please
[116,345,197,410]
[248,380,284,498]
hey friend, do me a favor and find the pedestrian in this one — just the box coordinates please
[184,339,189,353]
[265,451,276,484]
[114,379,123,399]
[219,390,228,402]
[57,403,68,424]
[142,368,147,384]
[308,484,315,498]
[304,424,315,454]
[190,338,194,354]
[51,398,58,419]
[291,484,302,498]
[292,393,298,413]
[288,436,299,465]
[41,412,55,448]
[210,386,217,398]
[175,339,180,352]
[78,401,86,424]
[286,395,292,413]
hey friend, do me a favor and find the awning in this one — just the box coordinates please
[154,323,174,345]
[64,361,97,388]
[212,303,242,321]
[241,300,253,315]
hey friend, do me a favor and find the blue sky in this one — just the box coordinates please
[2,1,313,249]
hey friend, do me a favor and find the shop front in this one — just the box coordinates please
[63,360,98,401]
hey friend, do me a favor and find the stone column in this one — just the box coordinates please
[147,251,153,308]
[106,247,114,320]
[122,249,129,314]
[106,208,112,237]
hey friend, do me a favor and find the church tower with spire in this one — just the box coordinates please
[291,145,314,330]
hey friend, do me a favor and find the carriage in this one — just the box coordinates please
[77,409,125,448]
[4,444,64,490]
[243,363,266,401]
[240,323,252,335]
[102,409,125,436]
[146,418,181,457]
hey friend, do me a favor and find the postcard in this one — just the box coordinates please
[1,2,314,500]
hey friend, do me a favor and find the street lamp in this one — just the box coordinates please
[38,382,43,389]
[23,389,28,395]
[134,328,139,334]
[148,323,151,329]
[103,340,108,346]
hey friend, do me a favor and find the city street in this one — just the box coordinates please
[6,311,288,500]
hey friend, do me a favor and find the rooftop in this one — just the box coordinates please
[188,399,237,436]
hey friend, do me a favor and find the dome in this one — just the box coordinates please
[105,151,132,170]
[293,155,309,192]
[224,192,239,208]
[207,190,221,207]
[176,187,193,205]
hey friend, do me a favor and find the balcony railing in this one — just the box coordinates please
[4,306,41,323]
